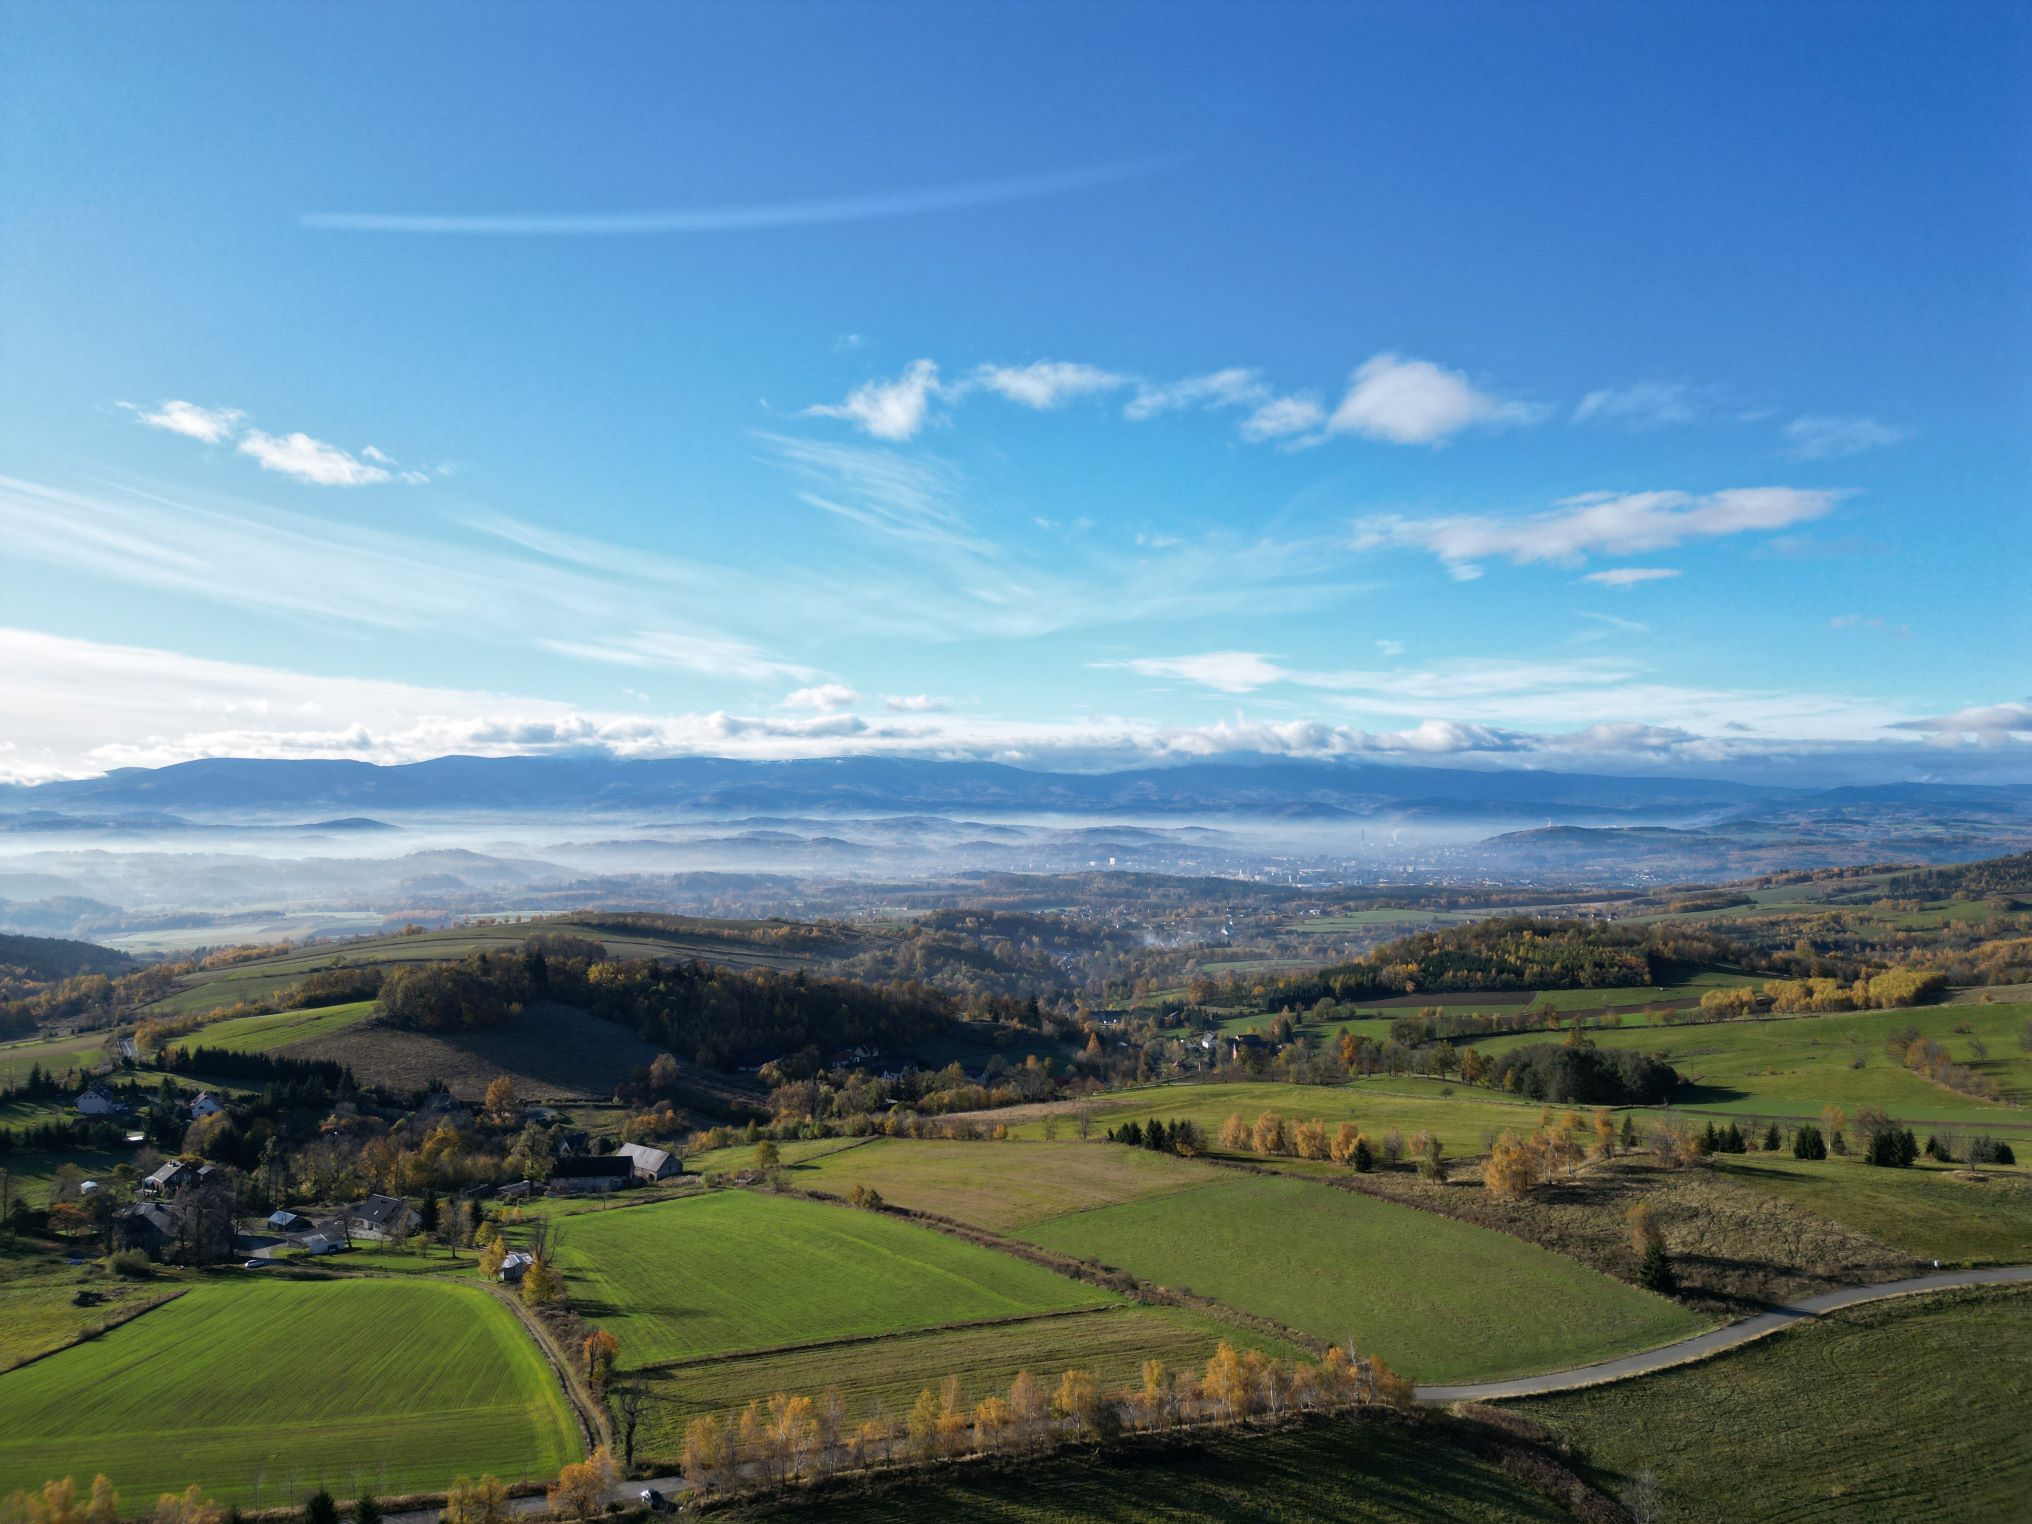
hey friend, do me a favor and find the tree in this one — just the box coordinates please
[906,1386,943,1458]
[1293,1119,1329,1161]
[971,1394,1011,1449]
[301,1492,338,1524]
[521,1257,565,1308]
[582,1329,619,1393]
[1250,1111,1288,1155]
[1138,1358,1173,1430]
[350,1500,379,1524]
[1217,1112,1249,1151]
[443,1477,510,1524]
[1412,1130,1445,1180]
[150,1492,218,1524]
[648,1052,681,1093]
[1626,1198,1664,1257]
[483,1075,518,1118]
[754,1138,781,1169]
[1327,1122,1362,1165]
[476,1237,507,1279]
[85,1479,119,1524]
[1053,1368,1100,1436]
[1635,1240,1678,1294]
[680,1417,727,1489]
[1202,1342,1251,1419]
[612,1377,648,1471]
[1008,1369,1048,1451]
[545,1447,616,1521]
[1483,1132,1533,1199]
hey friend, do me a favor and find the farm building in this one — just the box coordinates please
[548,1156,633,1194]
[497,1251,534,1283]
[498,1180,534,1202]
[142,1161,195,1197]
[75,1083,124,1117]
[343,1194,421,1239]
[266,1210,310,1232]
[296,1232,343,1256]
[615,1142,680,1181]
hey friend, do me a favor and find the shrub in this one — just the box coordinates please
[106,1249,153,1279]
[1792,1124,1827,1159]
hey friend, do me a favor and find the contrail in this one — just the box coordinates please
[301,157,1174,235]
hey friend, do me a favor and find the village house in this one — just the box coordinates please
[188,1092,224,1121]
[75,1082,124,1117]
[548,1156,633,1194]
[115,1201,176,1258]
[615,1142,680,1181]
[343,1193,421,1240]
[497,1250,534,1284]
[142,1160,196,1197]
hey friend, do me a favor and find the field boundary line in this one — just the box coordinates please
[1416,1264,2032,1403]
[630,1303,1134,1375]
[483,1279,606,1458]
[0,1285,188,1376]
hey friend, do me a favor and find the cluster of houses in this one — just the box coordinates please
[264,1192,425,1256]
[75,1082,225,1121]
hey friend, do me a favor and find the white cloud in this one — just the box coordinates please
[1783,414,1910,460]
[1829,613,1912,638]
[782,682,860,712]
[1239,394,1326,442]
[541,630,820,683]
[969,360,1129,409]
[1354,487,1840,571]
[1123,368,1266,420]
[237,429,393,486]
[1103,652,1291,694]
[1572,383,1700,430]
[132,400,245,443]
[1326,353,1538,445]
[802,359,944,441]
[883,694,948,713]
[1892,700,2032,747]
[1375,639,1405,657]
[361,445,397,464]
[1581,567,1681,588]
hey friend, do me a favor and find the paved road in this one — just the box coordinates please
[1416,1264,2032,1403]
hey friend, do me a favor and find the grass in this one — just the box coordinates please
[180,999,380,1053]
[1710,1153,2032,1264]
[989,1078,1561,1154]
[0,1030,112,1089]
[1018,1172,1707,1382]
[0,1276,581,1505]
[756,1137,1214,1233]
[630,1303,1302,1459]
[552,1189,1115,1366]
[0,1253,184,1371]
[1524,1286,2032,1523]
[736,1413,1570,1522]
[1479,1002,2032,1121]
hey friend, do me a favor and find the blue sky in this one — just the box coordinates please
[1,0,2026,782]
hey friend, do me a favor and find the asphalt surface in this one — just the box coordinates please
[1415,1263,2032,1403]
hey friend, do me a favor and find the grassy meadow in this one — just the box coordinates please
[1710,1153,2032,1263]
[1019,1172,1707,1382]
[1524,1285,2032,1523]
[0,1277,581,1505]
[0,1030,113,1089]
[182,999,379,1053]
[552,1189,1115,1366]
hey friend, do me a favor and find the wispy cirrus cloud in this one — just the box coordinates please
[801,350,1536,447]
[1572,382,1702,430]
[1581,567,1681,588]
[1354,487,1840,578]
[301,157,1175,235]
[132,400,244,443]
[1782,414,1910,460]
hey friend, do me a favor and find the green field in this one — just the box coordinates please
[632,1303,1301,1458]
[1711,1154,2032,1263]
[0,1277,581,1505]
[553,1190,1115,1366]
[1018,1173,1707,1382]
[759,1137,1213,1233]
[1481,1002,2032,1121]
[0,1030,113,1088]
[0,1257,183,1371]
[995,1078,1563,1154]
[1524,1286,2032,1523]
[739,1413,1569,1522]
[183,999,380,1053]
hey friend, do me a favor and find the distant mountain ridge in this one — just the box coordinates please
[0,753,1802,822]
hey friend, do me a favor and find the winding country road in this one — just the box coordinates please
[1415,1263,2032,1403]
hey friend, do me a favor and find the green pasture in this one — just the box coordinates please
[0,1277,580,1505]
[1525,1286,2032,1523]
[758,1136,1212,1233]
[0,1256,184,1371]
[552,1189,1114,1366]
[1019,1173,1707,1382]
[1480,1002,2032,1121]
[179,1000,379,1053]
[0,1030,113,1089]
[998,1078,1561,1153]
[1710,1153,2032,1264]
[631,1303,1300,1458]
